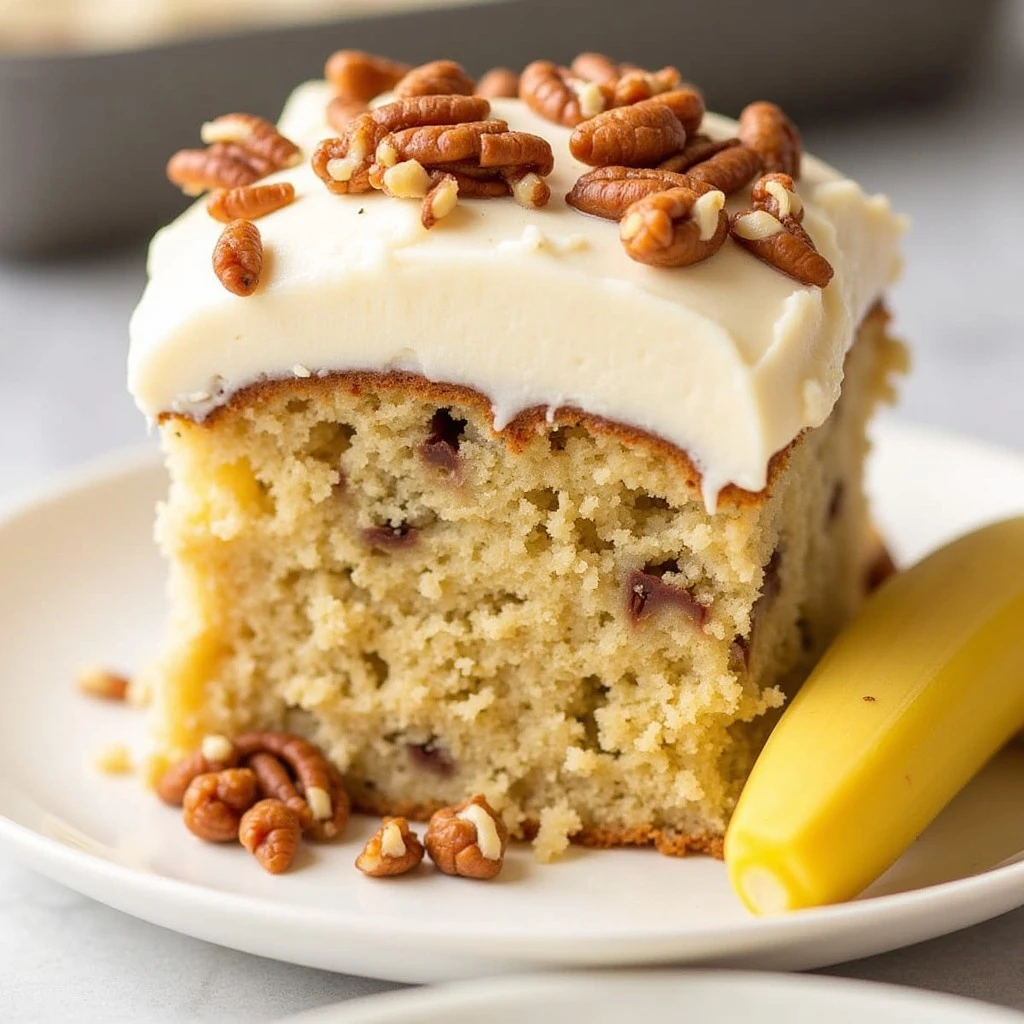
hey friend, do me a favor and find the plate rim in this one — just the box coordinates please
[1,421,1023,969]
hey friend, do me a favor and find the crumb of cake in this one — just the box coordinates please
[533,802,583,863]
[142,752,172,790]
[76,665,130,702]
[91,743,134,775]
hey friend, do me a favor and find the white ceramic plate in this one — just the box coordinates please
[282,971,1024,1024]
[0,420,1023,984]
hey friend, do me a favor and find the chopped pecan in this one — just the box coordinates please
[393,59,475,99]
[475,67,520,99]
[326,95,370,134]
[363,522,418,549]
[627,566,708,626]
[478,131,554,176]
[730,207,833,287]
[239,799,303,874]
[212,219,263,297]
[206,182,295,222]
[566,165,696,221]
[658,134,740,174]
[233,731,332,820]
[166,144,263,196]
[375,120,508,169]
[507,171,551,209]
[621,186,728,268]
[370,158,433,198]
[445,174,510,199]
[686,143,763,195]
[738,101,801,178]
[200,113,300,171]
[425,795,509,880]
[76,665,130,701]
[182,768,257,842]
[311,137,373,195]
[749,171,813,243]
[155,737,239,805]
[569,99,687,167]
[570,52,620,85]
[519,60,583,127]
[421,172,460,229]
[306,767,351,842]
[356,817,425,877]
[324,50,411,102]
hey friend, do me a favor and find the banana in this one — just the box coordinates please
[725,516,1024,915]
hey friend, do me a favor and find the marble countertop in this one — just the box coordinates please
[1,6,1023,1021]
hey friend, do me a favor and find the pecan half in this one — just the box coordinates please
[166,145,263,196]
[239,799,303,874]
[247,751,312,827]
[620,186,728,268]
[182,768,257,842]
[375,120,508,169]
[652,88,705,135]
[686,143,763,195]
[738,101,801,178]
[478,131,554,176]
[519,60,583,127]
[326,95,370,134]
[569,99,687,167]
[569,52,620,85]
[207,182,295,222]
[475,67,519,99]
[155,736,239,805]
[730,207,833,287]
[421,172,460,228]
[200,113,300,171]
[658,134,739,174]
[356,817,425,877]
[325,50,412,102]
[612,67,681,107]
[212,219,263,296]
[393,59,475,99]
[566,166,698,221]
[425,795,509,880]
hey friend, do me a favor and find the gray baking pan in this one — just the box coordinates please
[0,0,998,258]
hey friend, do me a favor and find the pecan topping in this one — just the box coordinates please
[182,768,258,842]
[478,131,554,176]
[76,665,130,701]
[519,60,583,127]
[507,171,551,209]
[569,99,687,167]
[200,113,301,171]
[612,67,682,107]
[569,52,620,85]
[686,143,763,195]
[311,137,373,195]
[738,101,801,178]
[421,172,460,228]
[375,120,508,169]
[566,166,697,221]
[445,174,510,199]
[475,67,520,99]
[393,59,475,99]
[212,219,263,296]
[325,50,411,102]
[658,134,740,175]
[155,736,239,805]
[363,523,418,549]
[326,96,370,134]
[239,799,303,874]
[370,158,433,198]
[653,88,706,135]
[731,172,833,288]
[166,144,263,196]
[620,186,728,267]
[627,566,708,626]
[425,795,509,880]
[206,182,295,222]
[356,817,425,877]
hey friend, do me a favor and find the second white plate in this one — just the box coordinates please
[0,420,1023,983]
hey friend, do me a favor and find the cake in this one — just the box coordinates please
[128,53,906,859]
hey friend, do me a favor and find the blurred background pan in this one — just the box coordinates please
[0,0,1000,258]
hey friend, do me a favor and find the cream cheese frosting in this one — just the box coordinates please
[128,80,905,505]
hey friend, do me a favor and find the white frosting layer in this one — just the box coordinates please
[128,81,904,503]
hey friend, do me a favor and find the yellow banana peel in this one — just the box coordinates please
[725,517,1024,915]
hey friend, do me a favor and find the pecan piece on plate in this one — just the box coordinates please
[356,817,425,877]
[156,734,239,805]
[76,665,130,701]
[620,186,728,268]
[569,99,687,167]
[325,50,412,103]
[212,219,263,296]
[182,768,257,842]
[738,101,802,178]
[425,794,509,880]
[239,798,303,874]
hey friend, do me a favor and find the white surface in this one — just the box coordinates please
[283,972,1024,1024]
[129,86,902,503]
[1,4,1023,1020]
[1,423,1024,989]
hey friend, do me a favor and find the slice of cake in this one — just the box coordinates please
[129,52,906,858]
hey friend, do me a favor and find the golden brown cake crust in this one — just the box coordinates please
[159,304,890,511]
